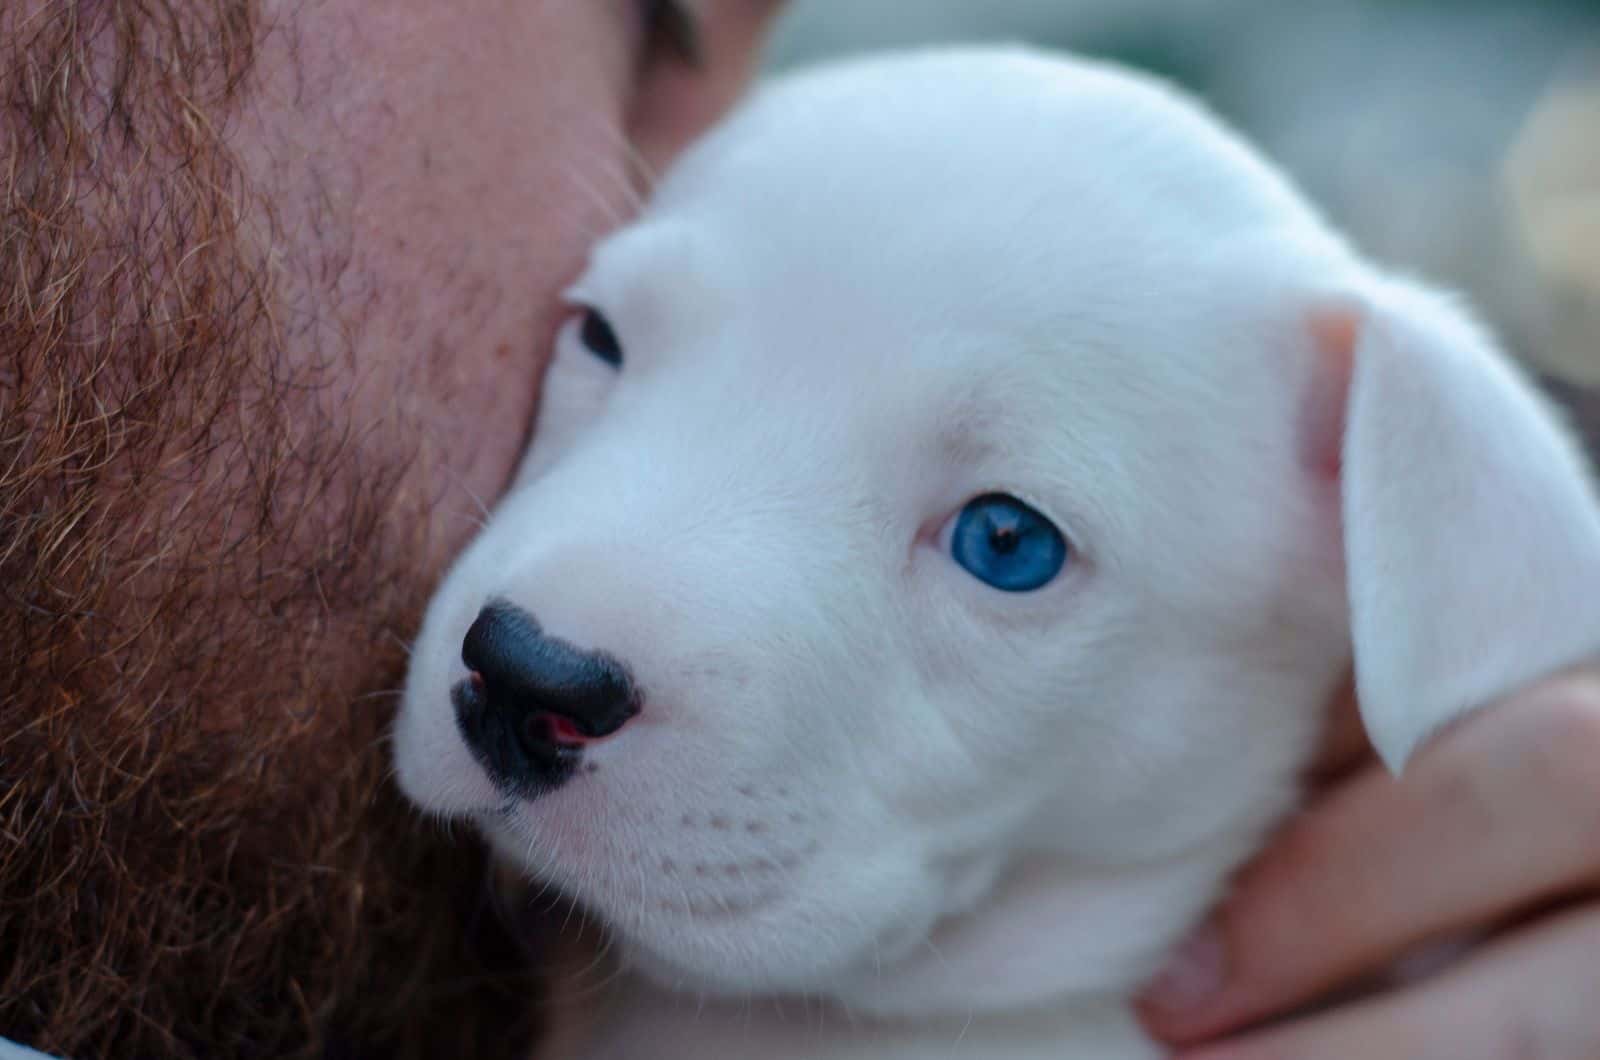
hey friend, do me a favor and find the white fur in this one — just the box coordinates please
[392,48,1600,1058]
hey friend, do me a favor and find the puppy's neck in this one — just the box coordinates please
[827,848,1244,1019]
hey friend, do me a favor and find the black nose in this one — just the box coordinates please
[453,600,639,794]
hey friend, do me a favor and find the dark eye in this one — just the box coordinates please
[950,493,1068,592]
[579,308,623,368]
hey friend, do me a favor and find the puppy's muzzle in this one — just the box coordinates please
[453,600,639,795]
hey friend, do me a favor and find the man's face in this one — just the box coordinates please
[0,2,778,1057]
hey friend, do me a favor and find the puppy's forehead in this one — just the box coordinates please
[649,48,1322,326]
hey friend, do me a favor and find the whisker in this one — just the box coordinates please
[576,113,657,211]
[555,156,634,232]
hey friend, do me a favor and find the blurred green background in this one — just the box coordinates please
[764,1,1600,443]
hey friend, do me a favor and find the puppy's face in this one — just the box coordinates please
[396,51,1600,1013]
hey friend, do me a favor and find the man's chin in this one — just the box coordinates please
[0,614,539,1058]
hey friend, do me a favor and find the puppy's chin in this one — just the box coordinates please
[613,899,851,997]
[602,889,947,1003]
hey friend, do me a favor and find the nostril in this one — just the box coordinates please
[514,709,587,757]
[544,714,587,745]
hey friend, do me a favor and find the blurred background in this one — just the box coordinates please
[764,0,1600,452]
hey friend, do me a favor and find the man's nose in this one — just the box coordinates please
[453,600,639,793]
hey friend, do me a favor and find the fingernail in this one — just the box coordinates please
[1142,921,1227,1016]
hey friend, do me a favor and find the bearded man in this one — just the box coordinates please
[0,3,780,1057]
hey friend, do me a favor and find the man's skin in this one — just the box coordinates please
[0,3,778,1057]
[4,3,1598,1059]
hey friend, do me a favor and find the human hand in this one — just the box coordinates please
[1138,666,1600,1058]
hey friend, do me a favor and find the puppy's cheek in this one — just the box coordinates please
[786,851,948,983]
[392,687,501,815]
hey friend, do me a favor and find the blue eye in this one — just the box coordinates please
[950,493,1068,592]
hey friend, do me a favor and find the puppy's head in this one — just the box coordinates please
[396,49,1600,1015]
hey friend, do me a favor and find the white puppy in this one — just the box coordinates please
[394,48,1600,1058]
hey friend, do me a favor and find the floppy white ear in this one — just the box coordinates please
[1319,281,1600,773]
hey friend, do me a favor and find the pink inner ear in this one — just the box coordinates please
[1299,308,1360,482]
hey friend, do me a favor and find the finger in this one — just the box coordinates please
[1176,902,1600,1060]
[1305,672,1371,782]
[1140,667,1600,1042]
